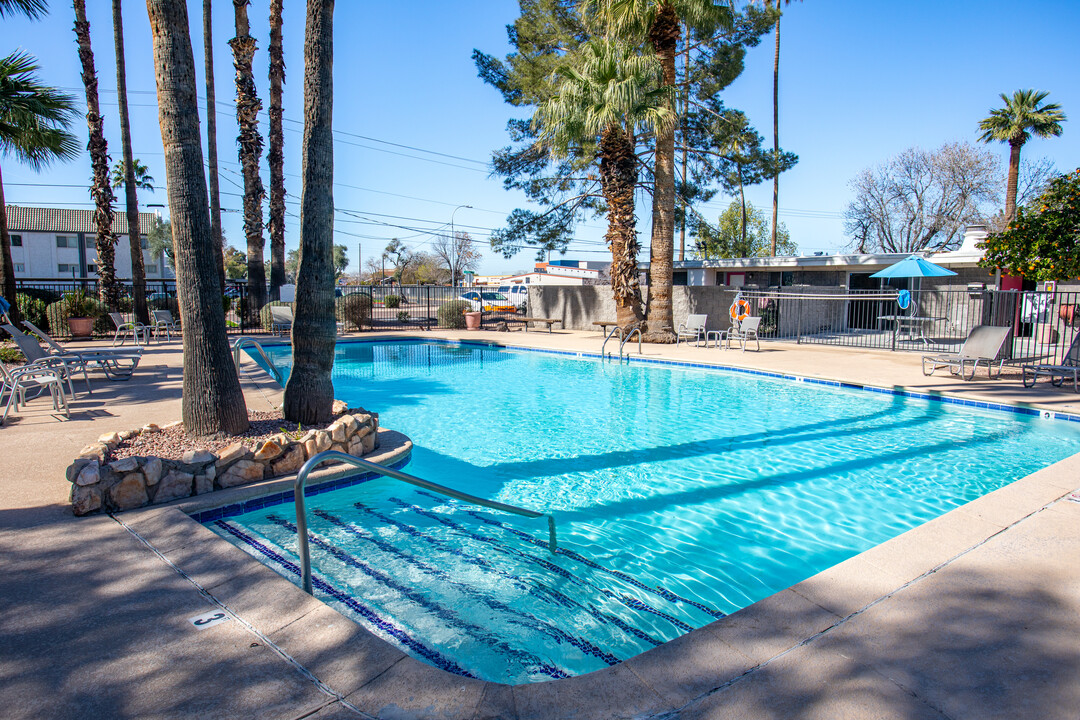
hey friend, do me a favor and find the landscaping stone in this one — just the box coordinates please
[216,442,252,468]
[143,457,163,486]
[181,450,216,466]
[118,429,135,440]
[204,463,216,482]
[66,458,93,483]
[109,473,149,510]
[194,474,214,495]
[109,457,140,474]
[271,445,305,476]
[153,470,193,504]
[75,461,100,487]
[332,399,348,414]
[253,440,285,463]
[162,420,182,430]
[218,460,264,489]
[78,443,108,461]
[140,423,161,433]
[71,484,102,516]
[362,433,376,454]
[347,438,364,457]
[341,414,359,434]
[303,430,331,458]
[98,432,122,448]
[328,421,347,444]
[329,442,348,454]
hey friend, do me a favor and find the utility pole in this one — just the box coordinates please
[450,204,472,286]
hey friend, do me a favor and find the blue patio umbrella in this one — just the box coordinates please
[870,255,957,279]
[0,295,10,321]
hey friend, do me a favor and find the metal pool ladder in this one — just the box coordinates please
[601,325,642,361]
[232,337,284,385]
[293,451,559,595]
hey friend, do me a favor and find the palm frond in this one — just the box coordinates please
[0,51,79,167]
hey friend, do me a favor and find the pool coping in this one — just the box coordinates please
[111,338,1080,719]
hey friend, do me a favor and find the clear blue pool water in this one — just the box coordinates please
[211,340,1080,684]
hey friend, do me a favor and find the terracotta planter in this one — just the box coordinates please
[68,317,94,338]
[464,311,482,330]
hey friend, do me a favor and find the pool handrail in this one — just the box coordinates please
[601,325,623,359]
[232,337,284,385]
[619,326,642,360]
[293,450,559,595]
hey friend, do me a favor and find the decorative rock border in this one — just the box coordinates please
[67,405,380,516]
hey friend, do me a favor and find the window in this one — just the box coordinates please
[58,263,78,274]
[86,264,97,274]
[140,236,149,250]
[56,235,76,248]
[145,264,158,274]
[14,263,24,273]
[10,234,21,247]
[84,236,95,249]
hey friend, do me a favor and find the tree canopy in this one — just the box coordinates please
[979,168,1080,282]
[693,200,795,258]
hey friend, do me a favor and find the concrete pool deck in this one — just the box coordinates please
[1,331,1078,718]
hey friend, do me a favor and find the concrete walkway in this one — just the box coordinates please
[1,331,1078,719]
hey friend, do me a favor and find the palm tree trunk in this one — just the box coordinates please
[146,0,248,437]
[677,23,689,262]
[112,0,148,325]
[230,0,266,321]
[599,125,644,329]
[204,0,226,293]
[267,0,287,301]
[1005,138,1023,225]
[739,166,747,247]
[0,161,20,324]
[73,0,121,310]
[284,0,336,424]
[770,11,780,257]
[644,2,680,342]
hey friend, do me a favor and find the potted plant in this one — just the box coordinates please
[464,311,482,330]
[64,290,96,338]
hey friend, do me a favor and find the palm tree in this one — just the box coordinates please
[759,0,798,256]
[978,89,1066,225]
[111,0,148,325]
[267,0,286,301]
[284,0,336,424]
[230,0,267,320]
[597,0,731,341]
[110,158,154,191]
[536,39,673,329]
[73,0,121,310]
[204,0,226,292]
[146,0,248,436]
[0,52,78,322]
[0,0,46,19]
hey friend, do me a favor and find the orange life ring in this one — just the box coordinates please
[730,298,751,322]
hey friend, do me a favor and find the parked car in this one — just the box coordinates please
[496,285,528,311]
[458,291,517,313]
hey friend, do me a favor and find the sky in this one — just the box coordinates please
[3,0,1079,277]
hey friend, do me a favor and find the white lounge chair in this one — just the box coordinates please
[727,316,761,352]
[151,310,180,341]
[1,362,69,425]
[1022,332,1080,392]
[270,305,293,335]
[11,322,142,388]
[110,312,150,346]
[676,314,708,346]
[922,325,1012,381]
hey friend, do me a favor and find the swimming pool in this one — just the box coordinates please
[211,339,1080,684]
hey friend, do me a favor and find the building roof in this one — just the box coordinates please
[5,205,158,235]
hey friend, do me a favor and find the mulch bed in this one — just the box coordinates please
[111,408,360,462]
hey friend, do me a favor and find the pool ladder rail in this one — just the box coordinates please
[232,337,284,385]
[601,325,643,362]
[293,451,559,595]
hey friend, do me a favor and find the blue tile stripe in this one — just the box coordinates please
[453,503,727,620]
[188,456,412,524]
[338,504,666,649]
[321,337,1080,424]
[265,514,578,677]
[390,496,697,634]
[213,519,473,677]
[315,509,639,660]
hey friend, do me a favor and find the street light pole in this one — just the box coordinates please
[450,204,472,287]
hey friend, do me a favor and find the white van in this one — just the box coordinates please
[497,285,528,311]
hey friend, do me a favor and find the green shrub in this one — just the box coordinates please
[336,294,371,330]
[383,294,401,309]
[16,293,48,332]
[437,300,470,329]
[396,310,410,323]
[0,344,25,364]
[259,301,293,332]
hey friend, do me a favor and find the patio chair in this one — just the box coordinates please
[270,305,293,335]
[110,312,150,346]
[727,316,762,352]
[151,310,181,341]
[921,325,1011,381]
[1022,332,1080,392]
[1,362,69,426]
[675,314,708,347]
[3,323,82,397]
[10,322,142,388]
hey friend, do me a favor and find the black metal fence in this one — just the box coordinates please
[11,279,529,338]
[738,287,1080,365]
